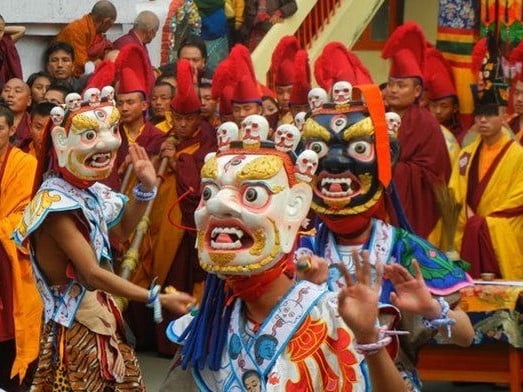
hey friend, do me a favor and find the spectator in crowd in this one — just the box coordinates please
[225,0,245,45]
[26,72,51,105]
[178,35,207,71]
[508,77,523,144]
[45,42,89,93]
[0,15,24,90]
[199,74,218,128]
[43,83,70,105]
[55,0,116,76]
[195,0,229,72]
[1,78,32,151]
[261,95,279,131]
[156,65,177,90]
[113,10,159,89]
[150,81,175,127]
[0,105,41,391]
[241,0,298,51]
[28,101,53,157]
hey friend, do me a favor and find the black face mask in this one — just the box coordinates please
[302,110,382,215]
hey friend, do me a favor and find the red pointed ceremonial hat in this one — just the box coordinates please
[424,46,456,100]
[271,36,300,86]
[115,45,153,96]
[289,50,311,105]
[85,60,116,90]
[229,44,261,104]
[509,39,523,82]
[382,22,426,80]
[171,59,201,114]
[314,42,373,91]
[212,57,235,114]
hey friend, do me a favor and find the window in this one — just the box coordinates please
[352,0,404,50]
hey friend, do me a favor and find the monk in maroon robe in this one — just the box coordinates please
[1,78,32,152]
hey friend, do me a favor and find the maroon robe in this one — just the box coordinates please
[103,120,166,191]
[391,105,452,238]
[14,112,32,153]
[461,140,515,278]
[508,115,523,144]
[0,35,22,91]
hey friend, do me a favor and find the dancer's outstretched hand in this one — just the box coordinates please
[384,260,441,319]
[129,144,156,190]
[338,250,382,343]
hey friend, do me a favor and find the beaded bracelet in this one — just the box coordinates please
[354,334,392,356]
[133,183,158,202]
[146,279,162,323]
[422,297,456,338]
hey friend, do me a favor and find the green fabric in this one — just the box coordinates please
[195,0,224,16]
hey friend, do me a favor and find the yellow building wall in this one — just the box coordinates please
[353,0,440,84]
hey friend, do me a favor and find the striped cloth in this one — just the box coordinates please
[436,0,479,127]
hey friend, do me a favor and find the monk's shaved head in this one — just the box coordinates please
[4,78,30,94]
[134,10,160,32]
[91,0,117,19]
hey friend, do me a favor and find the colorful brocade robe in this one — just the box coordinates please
[168,280,369,391]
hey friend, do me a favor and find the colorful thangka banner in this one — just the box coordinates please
[436,0,479,125]
[480,0,523,46]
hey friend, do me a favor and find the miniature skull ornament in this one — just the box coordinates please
[294,149,319,183]
[294,112,306,131]
[83,88,101,107]
[101,86,115,103]
[240,115,269,145]
[274,124,301,153]
[216,121,239,151]
[332,81,353,104]
[308,87,328,111]
[385,112,401,138]
[50,106,65,126]
[65,93,82,112]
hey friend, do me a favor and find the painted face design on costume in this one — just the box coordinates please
[51,105,121,181]
[308,87,328,111]
[273,124,300,153]
[294,150,318,184]
[195,151,312,275]
[332,81,353,104]
[385,112,401,138]
[50,106,65,126]
[301,105,383,216]
[217,121,239,152]
[65,93,82,112]
[101,86,115,102]
[240,115,269,145]
[294,111,306,131]
[83,88,101,107]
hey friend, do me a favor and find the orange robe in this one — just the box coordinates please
[55,14,97,77]
[0,147,42,380]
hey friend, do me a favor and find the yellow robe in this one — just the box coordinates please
[449,135,523,279]
[426,125,461,249]
[0,147,42,380]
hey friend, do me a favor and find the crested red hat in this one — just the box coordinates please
[271,36,300,86]
[289,50,311,105]
[171,59,201,114]
[509,40,523,82]
[314,42,373,91]
[382,22,426,80]
[85,60,116,91]
[115,45,153,96]
[229,44,261,104]
[212,58,235,115]
[424,46,456,100]
[219,86,234,116]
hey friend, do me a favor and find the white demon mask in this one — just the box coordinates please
[101,86,115,103]
[308,87,328,111]
[50,106,65,126]
[273,124,300,153]
[216,121,239,152]
[385,112,401,138]
[65,93,82,112]
[195,152,312,275]
[332,81,353,104]
[294,150,319,183]
[83,88,101,107]
[51,105,121,182]
[240,115,269,145]
[294,112,306,131]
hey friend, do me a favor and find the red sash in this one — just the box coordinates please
[461,140,514,278]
